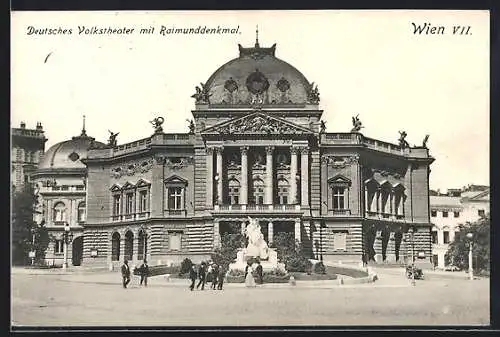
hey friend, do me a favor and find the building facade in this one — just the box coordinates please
[430,186,490,269]
[11,122,47,191]
[79,39,435,270]
[31,126,105,266]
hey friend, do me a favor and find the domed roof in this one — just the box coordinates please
[38,129,106,170]
[199,39,317,107]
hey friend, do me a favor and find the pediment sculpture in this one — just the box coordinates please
[210,113,309,135]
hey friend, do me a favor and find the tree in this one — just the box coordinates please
[445,215,490,274]
[12,184,49,266]
[211,232,245,271]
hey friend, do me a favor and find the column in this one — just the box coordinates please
[268,222,274,244]
[295,219,301,242]
[289,147,298,204]
[364,188,369,212]
[47,199,53,224]
[300,147,309,207]
[205,148,214,207]
[377,189,382,213]
[265,146,274,205]
[216,147,224,205]
[214,220,221,249]
[241,221,246,234]
[133,235,139,263]
[240,146,248,206]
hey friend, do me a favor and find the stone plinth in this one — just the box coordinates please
[229,248,285,272]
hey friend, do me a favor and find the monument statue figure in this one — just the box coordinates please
[244,217,269,260]
[351,114,364,132]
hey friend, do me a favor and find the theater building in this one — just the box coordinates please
[76,38,435,269]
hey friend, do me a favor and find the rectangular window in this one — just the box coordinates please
[257,196,264,205]
[478,209,485,217]
[168,187,183,210]
[113,195,121,215]
[139,190,148,212]
[431,210,437,217]
[281,195,288,205]
[54,240,64,254]
[442,211,448,218]
[24,151,29,163]
[431,231,438,244]
[332,187,345,210]
[168,232,182,251]
[443,231,450,244]
[126,193,134,214]
[454,211,460,218]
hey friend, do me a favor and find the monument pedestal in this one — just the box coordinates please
[229,248,285,272]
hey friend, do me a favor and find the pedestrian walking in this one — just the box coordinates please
[139,259,149,287]
[255,260,263,285]
[189,264,197,291]
[211,263,219,290]
[217,266,225,290]
[196,262,207,290]
[121,259,131,289]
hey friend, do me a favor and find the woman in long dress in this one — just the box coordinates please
[245,263,256,287]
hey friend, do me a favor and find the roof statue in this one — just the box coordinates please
[186,119,195,134]
[398,131,410,149]
[320,120,326,133]
[306,82,320,104]
[351,114,364,132]
[107,130,119,147]
[150,116,164,133]
[422,134,430,148]
[191,82,212,104]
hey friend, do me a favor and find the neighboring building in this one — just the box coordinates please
[11,122,47,191]
[31,124,106,266]
[78,38,435,270]
[430,186,490,269]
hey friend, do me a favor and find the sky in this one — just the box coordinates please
[11,10,489,192]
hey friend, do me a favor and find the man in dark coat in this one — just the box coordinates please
[196,262,206,290]
[139,259,149,287]
[255,260,263,285]
[121,259,131,288]
[217,266,225,290]
[189,265,197,291]
[211,264,219,290]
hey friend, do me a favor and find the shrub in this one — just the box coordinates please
[313,261,326,274]
[180,258,193,275]
[284,253,312,273]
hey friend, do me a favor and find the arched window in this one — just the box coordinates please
[137,230,147,261]
[365,179,379,213]
[111,232,120,261]
[380,181,392,215]
[228,179,240,205]
[277,179,289,205]
[124,231,133,261]
[77,201,86,223]
[251,179,265,205]
[53,202,66,223]
[393,184,405,217]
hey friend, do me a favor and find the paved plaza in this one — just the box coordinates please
[11,267,489,327]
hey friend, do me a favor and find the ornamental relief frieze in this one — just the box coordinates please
[322,155,360,169]
[165,157,194,170]
[110,159,154,178]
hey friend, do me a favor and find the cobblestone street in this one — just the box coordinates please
[11,267,489,327]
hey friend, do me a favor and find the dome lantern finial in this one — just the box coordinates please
[255,25,260,48]
[81,114,87,136]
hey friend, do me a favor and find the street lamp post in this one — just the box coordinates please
[466,232,474,281]
[62,223,74,270]
[408,227,415,286]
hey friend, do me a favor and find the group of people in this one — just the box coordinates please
[189,261,225,291]
[245,259,264,287]
[120,259,149,289]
